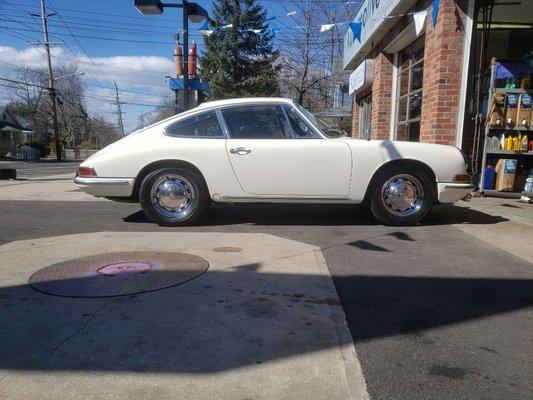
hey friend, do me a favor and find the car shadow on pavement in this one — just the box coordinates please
[124,203,379,226]
[122,203,508,227]
[0,269,531,374]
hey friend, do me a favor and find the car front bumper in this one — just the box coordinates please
[74,176,135,197]
[437,182,475,203]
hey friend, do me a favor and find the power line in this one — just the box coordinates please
[1,25,176,44]
[1,9,184,31]
[3,0,183,23]
[47,0,115,88]
[0,59,167,98]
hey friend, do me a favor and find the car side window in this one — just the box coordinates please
[283,106,317,138]
[165,111,224,138]
[221,105,292,139]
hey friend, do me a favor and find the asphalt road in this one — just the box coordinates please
[1,199,532,400]
[0,160,80,179]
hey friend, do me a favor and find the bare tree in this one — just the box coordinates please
[5,62,88,149]
[276,1,357,111]
[5,66,52,142]
[136,99,175,130]
[86,116,121,149]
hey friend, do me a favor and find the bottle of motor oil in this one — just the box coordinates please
[520,134,529,151]
[524,169,533,193]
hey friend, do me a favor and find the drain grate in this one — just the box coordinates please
[29,251,209,298]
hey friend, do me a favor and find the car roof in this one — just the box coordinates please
[195,97,294,111]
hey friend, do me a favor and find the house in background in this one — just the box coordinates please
[0,105,35,159]
[316,59,352,132]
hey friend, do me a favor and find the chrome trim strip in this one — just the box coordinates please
[221,195,350,201]
[74,177,134,186]
[440,183,475,190]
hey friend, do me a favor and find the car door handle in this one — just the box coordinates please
[230,147,251,155]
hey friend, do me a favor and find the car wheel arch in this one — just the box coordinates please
[363,159,438,204]
[133,159,210,201]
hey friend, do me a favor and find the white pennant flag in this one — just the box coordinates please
[413,10,427,36]
[320,24,335,33]
[221,23,234,29]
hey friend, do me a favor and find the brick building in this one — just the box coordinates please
[344,0,532,162]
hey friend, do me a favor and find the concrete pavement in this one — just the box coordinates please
[1,172,532,399]
[0,232,369,400]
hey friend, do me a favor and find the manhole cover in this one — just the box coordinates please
[212,247,242,253]
[29,251,209,298]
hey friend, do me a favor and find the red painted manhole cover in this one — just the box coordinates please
[28,251,209,298]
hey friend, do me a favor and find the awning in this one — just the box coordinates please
[343,0,418,70]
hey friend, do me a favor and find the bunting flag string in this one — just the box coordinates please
[197,0,440,41]
[348,21,361,42]
[413,10,427,36]
[432,0,440,27]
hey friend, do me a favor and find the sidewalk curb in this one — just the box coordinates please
[313,249,370,400]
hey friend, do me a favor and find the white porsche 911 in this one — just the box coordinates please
[75,97,473,226]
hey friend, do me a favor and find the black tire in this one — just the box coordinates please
[369,165,434,226]
[139,167,208,226]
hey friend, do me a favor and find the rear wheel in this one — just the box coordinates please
[369,166,434,226]
[139,167,208,226]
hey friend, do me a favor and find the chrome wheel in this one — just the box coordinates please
[150,174,197,221]
[380,174,425,217]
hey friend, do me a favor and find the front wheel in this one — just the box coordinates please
[139,167,208,226]
[369,167,434,226]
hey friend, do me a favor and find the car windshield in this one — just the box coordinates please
[294,103,346,138]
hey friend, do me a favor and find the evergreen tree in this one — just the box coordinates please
[200,0,279,99]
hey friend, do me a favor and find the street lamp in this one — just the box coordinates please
[135,0,208,110]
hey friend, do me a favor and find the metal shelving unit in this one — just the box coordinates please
[478,62,532,198]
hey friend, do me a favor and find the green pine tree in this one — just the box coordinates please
[200,0,279,99]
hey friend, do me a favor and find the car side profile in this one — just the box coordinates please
[75,97,474,226]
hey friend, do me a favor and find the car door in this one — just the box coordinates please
[221,104,352,197]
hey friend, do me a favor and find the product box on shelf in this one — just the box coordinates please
[490,92,506,125]
[495,158,518,191]
[505,93,519,125]
[518,94,532,126]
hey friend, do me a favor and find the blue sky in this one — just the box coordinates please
[0,0,359,131]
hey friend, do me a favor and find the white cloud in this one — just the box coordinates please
[0,45,174,132]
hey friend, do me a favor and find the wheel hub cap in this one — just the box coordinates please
[156,179,190,210]
[381,175,424,217]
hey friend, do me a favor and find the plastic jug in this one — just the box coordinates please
[525,170,533,193]
[484,165,496,190]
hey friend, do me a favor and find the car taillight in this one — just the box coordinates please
[77,166,97,177]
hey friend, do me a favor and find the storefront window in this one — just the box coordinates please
[394,35,424,142]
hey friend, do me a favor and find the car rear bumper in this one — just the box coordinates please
[74,176,135,197]
[437,182,475,203]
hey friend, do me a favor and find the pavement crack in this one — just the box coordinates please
[49,302,105,357]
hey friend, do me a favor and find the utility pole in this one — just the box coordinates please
[39,0,62,161]
[113,81,125,138]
